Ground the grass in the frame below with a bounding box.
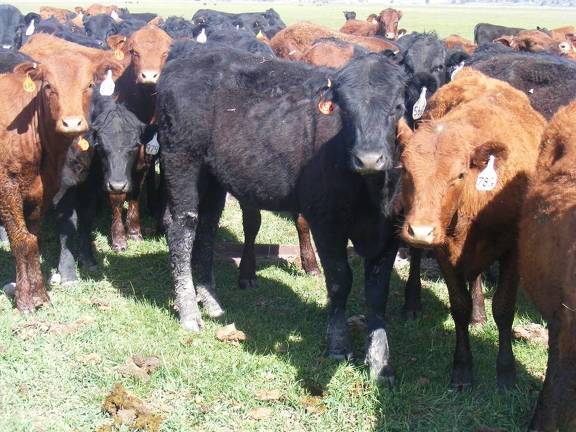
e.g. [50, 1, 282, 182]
[1, 2, 556, 431]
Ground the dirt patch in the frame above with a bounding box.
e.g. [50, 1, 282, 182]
[118, 355, 161, 382]
[513, 323, 548, 346]
[11, 316, 94, 340]
[216, 323, 247, 346]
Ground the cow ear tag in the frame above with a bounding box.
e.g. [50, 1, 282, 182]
[256, 30, 265, 40]
[23, 74, 36, 93]
[412, 86, 427, 120]
[145, 133, 160, 155]
[318, 100, 334, 115]
[77, 137, 90, 151]
[476, 155, 497, 191]
[100, 70, 115, 96]
[451, 62, 465, 81]
[197, 28, 207, 43]
[25, 20, 35, 36]
[114, 48, 124, 60]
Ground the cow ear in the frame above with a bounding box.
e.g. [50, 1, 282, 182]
[307, 76, 335, 115]
[13, 61, 43, 81]
[494, 35, 514, 47]
[94, 59, 125, 83]
[107, 34, 128, 52]
[382, 49, 403, 63]
[470, 141, 508, 170]
[398, 10, 403, 19]
[396, 117, 413, 148]
[397, 29, 407, 38]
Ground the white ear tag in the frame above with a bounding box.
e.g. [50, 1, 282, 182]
[111, 10, 120, 21]
[99, 70, 115, 96]
[451, 61, 465, 81]
[412, 86, 427, 120]
[196, 28, 207, 43]
[145, 133, 160, 155]
[25, 20, 35, 36]
[476, 155, 497, 191]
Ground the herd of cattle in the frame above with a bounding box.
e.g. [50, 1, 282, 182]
[0, 3, 575, 430]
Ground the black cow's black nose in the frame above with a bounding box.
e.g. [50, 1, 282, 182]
[352, 152, 388, 173]
[108, 181, 128, 193]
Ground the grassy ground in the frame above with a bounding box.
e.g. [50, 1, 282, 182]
[1, 2, 556, 431]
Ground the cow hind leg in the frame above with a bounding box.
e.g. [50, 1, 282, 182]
[402, 247, 423, 320]
[493, 254, 518, 390]
[76, 185, 98, 271]
[54, 188, 80, 283]
[126, 154, 147, 242]
[192, 178, 226, 318]
[364, 233, 399, 385]
[470, 275, 487, 325]
[294, 213, 320, 276]
[26, 204, 50, 305]
[238, 204, 260, 290]
[109, 193, 128, 251]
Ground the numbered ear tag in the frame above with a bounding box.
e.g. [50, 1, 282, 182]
[111, 10, 120, 21]
[145, 134, 160, 155]
[196, 29, 207, 44]
[99, 70, 115, 96]
[412, 86, 427, 120]
[256, 30, 265, 40]
[25, 20, 35, 36]
[476, 155, 497, 191]
[114, 48, 124, 60]
[451, 62, 465, 81]
[77, 137, 90, 151]
[318, 100, 334, 115]
[23, 74, 36, 93]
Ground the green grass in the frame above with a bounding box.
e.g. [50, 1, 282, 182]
[1, 2, 556, 431]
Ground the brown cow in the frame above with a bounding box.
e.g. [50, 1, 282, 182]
[105, 25, 172, 251]
[39, 6, 74, 23]
[398, 68, 545, 389]
[339, 18, 379, 37]
[519, 101, 576, 431]
[300, 39, 363, 68]
[379, 8, 403, 40]
[495, 30, 562, 54]
[270, 21, 396, 60]
[0, 45, 121, 313]
[85, 3, 119, 16]
[443, 35, 476, 54]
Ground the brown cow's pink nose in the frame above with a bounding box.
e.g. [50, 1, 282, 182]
[140, 70, 159, 84]
[385, 32, 396, 39]
[406, 224, 435, 245]
[59, 117, 87, 134]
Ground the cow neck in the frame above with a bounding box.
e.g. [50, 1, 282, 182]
[115, 66, 157, 124]
[37, 95, 76, 200]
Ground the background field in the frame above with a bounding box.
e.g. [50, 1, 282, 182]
[0, 3, 557, 431]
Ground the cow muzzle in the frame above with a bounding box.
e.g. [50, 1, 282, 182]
[352, 151, 389, 174]
[139, 70, 160, 85]
[404, 223, 436, 247]
[58, 116, 88, 135]
[385, 32, 396, 40]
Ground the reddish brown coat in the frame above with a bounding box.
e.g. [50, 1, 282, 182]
[339, 19, 379, 37]
[379, 8, 403, 40]
[39, 6, 73, 23]
[518, 101, 576, 431]
[300, 40, 358, 68]
[443, 35, 476, 54]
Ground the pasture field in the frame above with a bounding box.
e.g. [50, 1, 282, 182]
[0, 2, 558, 431]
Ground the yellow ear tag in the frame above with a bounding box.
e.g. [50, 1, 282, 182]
[114, 48, 124, 60]
[77, 137, 90, 151]
[256, 30, 265, 40]
[23, 74, 36, 93]
[318, 100, 334, 115]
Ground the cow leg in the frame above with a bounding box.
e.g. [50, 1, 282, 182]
[402, 247, 422, 320]
[238, 204, 260, 290]
[145, 161, 158, 217]
[126, 149, 147, 242]
[556, 309, 576, 430]
[54, 188, 79, 283]
[364, 233, 399, 385]
[293, 213, 320, 276]
[76, 185, 98, 271]
[313, 228, 352, 361]
[26, 203, 49, 305]
[493, 253, 518, 390]
[437, 253, 473, 389]
[470, 275, 487, 325]
[109, 193, 127, 251]
[192, 178, 226, 318]
[166, 164, 202, 332]
[529, 319, 560, 432]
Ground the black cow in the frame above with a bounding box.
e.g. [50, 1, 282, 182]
[157, 44, 409, 382]
[54, 89, 146, 283]
[118, 11, 158, 23]
[0, 4, 24, 49]
[161, 16, 196, 39]
[118, 18, 148, 36]
[192, 9, 285, 38]
[343, 11, 357, 21]
[83, 14, 119, 47]
[474, 23, 525, 46]
[467, 48, 576, 120]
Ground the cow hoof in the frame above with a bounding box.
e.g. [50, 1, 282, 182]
[450, 365, 473, 391]
[327, 350, 352, 362]
[238, 278, 257, 290]
[128, 233, 143, 242]
[80, 260, 98, 272]
[471, 314, 487, 326]
[401, 307, 421, 321]
[365, 328, 394, 384]
[49, 273, 62, 286]
[3, 282, 16, 298]
[180, 316, 203, 332]
[305, 268, 321, 277]
[202, 300, 225, 319]
[112, 241, 127, 252]
[497, 365, 517, 391]
[327, 318, 351, 362]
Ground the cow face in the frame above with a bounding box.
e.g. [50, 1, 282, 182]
[379, 8, 402, 40]
[317, 53, 406, 174]
[397, 33, 448, 89]
[0, 5, 24, 50]
[83, 14, 118, 48]
[398, 120, 507, 247]
[109, 25, 172, 85]
[90, 96, 145, 194]
[15, 55, 121, 136]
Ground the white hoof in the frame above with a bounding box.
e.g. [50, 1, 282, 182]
[3, 282, 16, 298]
[181, 318, 202, 332]
[49, 273, 62, 286]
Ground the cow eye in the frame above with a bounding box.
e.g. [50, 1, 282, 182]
[129, 49, 140, 57]
[88, 82, 95, 89]
[433, 65, 444, 72]
[458, 173, 465, 180]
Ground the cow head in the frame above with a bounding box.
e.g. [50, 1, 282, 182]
[83, 13, 119, 48]
[397, 32, 448, 89]
[89, 92, 145, 193]
[0, 5, 25, 50]
[379, 8, 402, 40]
[344, 11, 357, 21]
[108, 25, 173, 85]
[14, 54, 122, 136]
[495, 30, 560, 54]
[397, 119, 508, 247]
[310, 53, 407, 174]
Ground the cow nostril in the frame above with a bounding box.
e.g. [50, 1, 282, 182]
[75, 119, 82, 127]
[153, 73, 158, 78]
[62, 119, 69, 127]
[108, 181, 128, 193]
[141, 72, 147, 78]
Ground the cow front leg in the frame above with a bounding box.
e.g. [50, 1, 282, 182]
[54, 188, 80, 283]
[109, 193, 127, 251]
[364, 234, 399, 384]
[470, 275, 487, 325]
[402, 247, 423, 320]
[126, 149, 147, 242]
[293, 213, 320, 276]
[238, 204, 261, 290]
[192, 179, 226, 318]
[76, 184, 98, 271]
[26, 202, 50, 305]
